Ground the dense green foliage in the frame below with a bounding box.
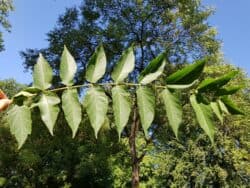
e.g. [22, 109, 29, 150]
[0, 0, 13, 51]
[0, 63, 249, 187]
[0, 0, 249, 187]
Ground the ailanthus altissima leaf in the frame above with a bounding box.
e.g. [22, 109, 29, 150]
[210, 101, 223, 123]
[37, 93, 60, 135]
[8, 105, 32, 149]
[215, 86, 242, 96]
[112, 86, 131, 139]
[12, 91, 35, 105]
[84, 87, 108, 138]
[166, 58, 207, 84]
[198, 71, 238, 93]
[167, 80, 198, 89]
[60, 46, 77, 86]
[86, 44, 107, 83]
[218, 99, 229, 115]
[136, 86, 155, 138]
[33, 54, 53, 90]
[161, 88, 182, 139]
[138, 53, 166, 84]
[221, 96, 244, 115]
[62, 89, 82, 138]
[190, 94, 215, 143]
[111, 46, 135, 83]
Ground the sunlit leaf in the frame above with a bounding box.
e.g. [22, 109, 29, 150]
[37, 92, 60, 135]
[112, 86, 131, 139]
[83, 87, 108, 138]
[33, 54, 53, 90]
[60, 46, 77, 86]
[166, 58, 206, 84]
[198, 71, 238, 92]
[190, 94, 215, 144]
[86, 44, 107, 83]
[136, 86, 155, 138]
[161, 88, 182, 139]
[221, 96, 244, 115]
[62, 89, 82, 138]
[138, 53, 166, 84]
[8, 105, 32, 149]
[210, 101, 223, 123]
[111, 46, 135, 83]
[215, 86, 242, 96]
[167, 80, 198, 89]
[218, 99, 229, 115]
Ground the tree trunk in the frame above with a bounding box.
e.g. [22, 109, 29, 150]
[132, 160, 140, 188]
[129, 106, 140, 188]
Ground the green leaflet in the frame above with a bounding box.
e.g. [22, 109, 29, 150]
[198, 70, 238, 92]
[112, 86, 131, 139]
[111, 46, 135, 83]
[33, 54, 53, 90]
[86, 44, 107, 83]
[83, 87, 108, 138]
[166, 58, 206, 84]
[221, 96, 244, 115]
[62, 89, 82, 138]
[138, 53, 166, 84]
[167, 80, 198, 89]
[190, 94, 215, 144]
[12, 91, 35, 105]
[215, 86, 242, 96]
[23, 87, 41, 94]
[136, 86, 155, 138]
[161, 88, 182, 139]
[210, 101, 223, 123]
[60, 46, 77, 86]
[37, 93, 60, 135]
[218, 99, 229, 115]
[8, 105, 32, 149]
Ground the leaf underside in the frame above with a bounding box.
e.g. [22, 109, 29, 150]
[33, 54, 53, 90]
[112, 86, 131, 139]
[190, 94, 215, 144]
[136, 86, 155, 138]
[84, 87, 108, 138]
[161, 88, 182, 139]
[62, 89, 82, 138]
[8, 105, 32, 149]
[37, 93, 60, 135]
[60, 46, 77, 86]
[86, 45, 107, 83]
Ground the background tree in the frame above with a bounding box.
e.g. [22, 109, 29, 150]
[21, 0, 220, 85]
[0, 0, 13, 51]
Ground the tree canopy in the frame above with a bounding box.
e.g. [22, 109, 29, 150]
[21, 0, 220, 85]
[0, 0, 13, 51]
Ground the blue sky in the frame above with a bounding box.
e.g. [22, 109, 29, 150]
[0, 0, 249, 84]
